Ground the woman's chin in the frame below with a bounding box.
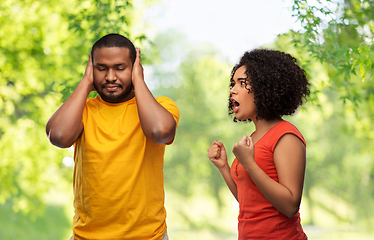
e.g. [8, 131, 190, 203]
[235, 114, 252, 121]
[235, 115, 245, 121]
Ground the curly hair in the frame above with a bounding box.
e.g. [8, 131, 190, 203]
[228, 49, 310, 122]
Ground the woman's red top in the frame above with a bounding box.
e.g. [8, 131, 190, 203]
[230, 121, 308, 240]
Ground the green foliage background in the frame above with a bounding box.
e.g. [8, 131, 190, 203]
[0, 0, 153, 238]
[0, 0, 373, 239]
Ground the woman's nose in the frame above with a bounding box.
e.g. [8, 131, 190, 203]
[230, 85, 237, 94]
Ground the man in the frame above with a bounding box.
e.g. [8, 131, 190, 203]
[46, 33, 179, 240]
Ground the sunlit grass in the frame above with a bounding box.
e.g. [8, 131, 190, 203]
[303, 225, 374, 240]
[1, 184, 372, 239]
[165, 186, 373, 240]
[0, 201, 71, 240]
[165, 186, 238, 240]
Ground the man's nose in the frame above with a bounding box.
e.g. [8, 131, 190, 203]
[106, 68, 117, 81]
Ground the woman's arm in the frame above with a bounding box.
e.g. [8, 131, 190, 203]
[208, 141, 238, 201]
[233, 134, 306, 218]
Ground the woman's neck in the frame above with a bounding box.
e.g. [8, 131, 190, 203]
[251, 118, 283, 143]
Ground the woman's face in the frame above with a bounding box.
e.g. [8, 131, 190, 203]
[229, 66, 256, 121]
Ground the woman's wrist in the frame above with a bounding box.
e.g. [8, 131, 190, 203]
[218, 164, 230, 173]
[240, 157, 256, 173]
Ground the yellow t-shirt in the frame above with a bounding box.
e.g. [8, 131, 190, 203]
[72, 95, 179, 240]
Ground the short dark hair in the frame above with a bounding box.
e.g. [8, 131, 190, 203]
[91, 33, 136, 63]
[229, 49, 310, 122]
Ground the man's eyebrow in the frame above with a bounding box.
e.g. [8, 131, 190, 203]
[96, 62, 127, 67]
[114, 63, 127, 67]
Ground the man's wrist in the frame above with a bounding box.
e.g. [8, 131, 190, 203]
[79, 78, 94, 94]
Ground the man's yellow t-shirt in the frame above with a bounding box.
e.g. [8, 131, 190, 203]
[72, 95, 179, 240]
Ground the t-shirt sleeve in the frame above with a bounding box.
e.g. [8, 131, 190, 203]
[74, 98, 91, 147]
[156, 96, 180, 127]
[156, 96, 180, 145]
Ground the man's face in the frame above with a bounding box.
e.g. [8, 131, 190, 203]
[92, 47, 134, 103]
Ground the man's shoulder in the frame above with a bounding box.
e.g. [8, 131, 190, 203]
[155, 96, 179, 120]
[85, 95, 99, 104]
[83, 96, 98, 111]
[155, 96, 173, 102]
[155, 96, 178, 108]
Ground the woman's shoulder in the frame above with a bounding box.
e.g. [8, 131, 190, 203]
[276, 120, 300, 132]
[265, 121, 305, 148]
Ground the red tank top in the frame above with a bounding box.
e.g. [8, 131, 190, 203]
[230, 121, 308, 240]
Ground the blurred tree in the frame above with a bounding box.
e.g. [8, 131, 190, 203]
[149, 30, 253, 233]
[272, 24, 374, 230]
[292, 0, 374, 104]
[0, 0, 153, 217]
[291, 0, 374, 228]
[152, 22, 374, 233]
[148, 1, 374, 233]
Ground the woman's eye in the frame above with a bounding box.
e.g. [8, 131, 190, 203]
[240, 81, 246, 85]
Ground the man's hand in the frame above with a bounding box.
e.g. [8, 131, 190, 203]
[132, 48, 144, 86]
[82, 54, 95, 92]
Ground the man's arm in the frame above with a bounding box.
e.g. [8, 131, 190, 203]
[132, 49, 176, 145]
[46, 55, 94, 148]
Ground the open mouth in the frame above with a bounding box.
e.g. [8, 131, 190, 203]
[231, 98, 240, 113]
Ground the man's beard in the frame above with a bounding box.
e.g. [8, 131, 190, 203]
[94, 82, 133, 103]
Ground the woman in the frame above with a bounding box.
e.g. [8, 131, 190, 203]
[208, 49, 309, 239]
